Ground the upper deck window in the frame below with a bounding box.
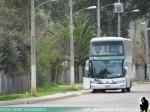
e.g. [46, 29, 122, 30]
[91, 41, 124, 56]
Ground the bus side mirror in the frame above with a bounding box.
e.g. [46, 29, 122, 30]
[123, 68, 127, 75]
[85, 70, 89, 77]
[84, 70, 89, 77]
[84, 60, 90, 77]
[84, 66, 89, 77]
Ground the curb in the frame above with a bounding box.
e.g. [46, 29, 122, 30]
[0, 90, 92, 106]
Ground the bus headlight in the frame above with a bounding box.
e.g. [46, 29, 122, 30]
[91, 80, 103, 84]
[116, 80, 126, 83]
[90, 81, 96, 84]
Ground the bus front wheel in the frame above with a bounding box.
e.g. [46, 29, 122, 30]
[99, 89, 105, 92]
[126, 88, 131, 92]
[92, 89, 97, 93]
[121, 88, 126, 93]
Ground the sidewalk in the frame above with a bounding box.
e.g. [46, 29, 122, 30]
[0, 89, 92, 106]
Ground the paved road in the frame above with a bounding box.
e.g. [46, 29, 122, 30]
[14, 83, 150, 111]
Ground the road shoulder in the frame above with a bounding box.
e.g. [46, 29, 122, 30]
[0, 90, 91, 106]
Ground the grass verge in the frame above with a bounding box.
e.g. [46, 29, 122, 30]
[0, 84, 82, 101]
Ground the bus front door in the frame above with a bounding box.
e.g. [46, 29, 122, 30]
[83, 60, 91, 89]
[83, 77, 90, 89]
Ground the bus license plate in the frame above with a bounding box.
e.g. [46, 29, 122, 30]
[105, 85, 111, 88]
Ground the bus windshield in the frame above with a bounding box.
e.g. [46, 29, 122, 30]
[90, 60, 124, 79]
[91, 41, 124, 56]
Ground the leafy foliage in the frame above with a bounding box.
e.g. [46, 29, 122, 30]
[74, 12, 96, 64]
[36, 31, 67, 85]
[0, 5, 30, 75]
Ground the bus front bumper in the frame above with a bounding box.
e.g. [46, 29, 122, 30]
[90, 83, 126, 90]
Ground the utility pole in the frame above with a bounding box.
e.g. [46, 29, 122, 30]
[97, 0, 101, 36]
[133, 21, 137, 66]
[69, 0, 75, 87]
[117, 0, 121, 37]
[114, 1, 123, 37]
[31, 0, 36, 96]
[145, 21, 150, 80]
[131, 21, 137, 79]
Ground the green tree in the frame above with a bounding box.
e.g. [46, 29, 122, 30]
[0, 6, 30, 75]
[36, 32, 67, 85]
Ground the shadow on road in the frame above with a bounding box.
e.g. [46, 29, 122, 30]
[91, 90, 123, 94]
[91, 90, 150, 94]
[131, 91, 150, 94]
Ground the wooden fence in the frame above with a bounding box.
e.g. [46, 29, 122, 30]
[0, 66, 84, 95]
[0, 70, 30, 95]
[57, 65, 83, 84]
[134, 66, 146, 81]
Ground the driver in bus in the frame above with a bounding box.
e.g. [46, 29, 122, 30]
[93, 46, 100, 54]
[93, 46, 105, 55]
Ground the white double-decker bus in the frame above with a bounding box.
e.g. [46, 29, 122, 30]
[83, 37, 133, 93]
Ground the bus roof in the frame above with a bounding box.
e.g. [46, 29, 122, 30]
[91, 37, 131, 42]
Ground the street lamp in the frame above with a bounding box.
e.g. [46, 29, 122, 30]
[87, 6, 96, 10]
[88, 2, 113, 37]
[69, 0, 97, 87]
[122, 9, 139, 17]
[35, 0, 57, 11]
[95, 1, 121, 37]
[94, 1, 139, 38]
[73, 6, 96, 16]
[31, 0, 70, 94]
[117, 9, 139, 79]
[114, 4, 140, 37]
[131, 9, 140, 12]
[96, 1, 124, 37]
[121, 9, 139, 75]
[86, 0, 111, 37]
[31, 0, 58, 96]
